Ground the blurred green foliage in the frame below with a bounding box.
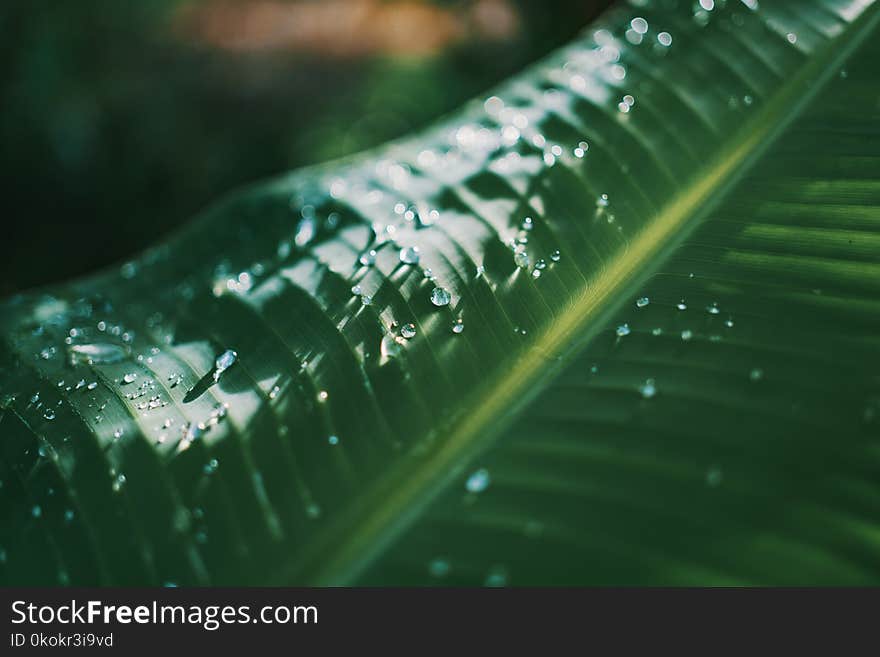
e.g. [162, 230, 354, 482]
[1, 0, 606, 295]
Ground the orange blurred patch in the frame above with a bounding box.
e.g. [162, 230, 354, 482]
[176, 0, 520, 57]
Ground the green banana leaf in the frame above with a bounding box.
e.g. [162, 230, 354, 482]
[2, 0, 879, 586]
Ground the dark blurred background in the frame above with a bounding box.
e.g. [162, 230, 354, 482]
[1, 0, 609, 295]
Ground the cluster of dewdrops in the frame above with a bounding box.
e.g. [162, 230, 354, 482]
[212, 0, 788, 374]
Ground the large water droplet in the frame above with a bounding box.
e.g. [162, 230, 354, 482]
[636, 296, 650, 308]
[430, 287, 451, 307]
[214, 349, 238, 382]
[401, 323, 417, 339]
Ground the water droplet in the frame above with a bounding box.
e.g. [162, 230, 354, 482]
[113, 428, 124, 439]
[639, 379, 657, 399]
[328, 435, 339, 446]
[317, 390, 329, 403]
[706, 303, 720, 315]
[485, 565, 509, 587]
[400, 323, 417, 339]
[657, 31, 672, 47]
[535, 259, 547, 271]
[381, 334, 402, 359]
[749, 368, 764, 382]
[596, 193, 610, 208]
[631, 17, 648, 34]
[681, 329, 693, 341]
[122, 373, 137, 384]
[616, 323, 631, 337]
[484, 95, 504, 115]
[351, 284, 362, 296]
[521, 217, 534, 231]
[466, 468, 491, 493]
[399, 246, 421, 265]
[112, 474, 126, 492]
[32, 505, 42, 518]
[430, 287, 451, 307]
[120, 261, 137, 279]
[636, 296, 650, 308]
[360, 295, 373, 306]
[724, 318, 734, 328]
[706, 466, 723, 487]
[43, 409, 56, 421]
[294, 216, 317, 247]
[676, 300, 687, 311]
[428, 558, 450, 578]
[203, 458, 219, 474]
[214, 349, 237, 382]
[359, 249, 378, 266]
[550, 250, 561, 262]
[452, 319, 464, 334]
[64, 509, 75, 524]
[513, 251, 530, 268]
